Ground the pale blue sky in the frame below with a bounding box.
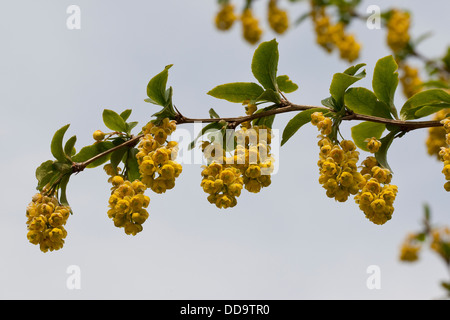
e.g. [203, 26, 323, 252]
[0, 0, 449, 299]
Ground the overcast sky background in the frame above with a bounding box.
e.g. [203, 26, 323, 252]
[0, 0, 449, 300]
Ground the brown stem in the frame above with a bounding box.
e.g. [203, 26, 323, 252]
[340, 111, 443, 131]
[71, 100, 443, 173]
[72, 134, 143, 173]
[175, 102, 321, 125]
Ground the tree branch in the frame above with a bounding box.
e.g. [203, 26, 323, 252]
[71, 99, 444, 174]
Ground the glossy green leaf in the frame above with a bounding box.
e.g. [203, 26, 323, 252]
[147, 64, 173, 106]
[276, 75, 299, 93]
[103, 109, 127, 132]
[110, 147, 128, 169]
[375, 130, 399, 172]
[120, 109, 132, 121]
[126, 148, 140, 181]
[321, 96, 337, 109]
[152, 86, 176, 119]
[251, 39, 279, 91]
[72, 141, 115, 168]
[344, 87, 392, 118]
[329, 64, 366, 109]
[207, 82, 264, 103]
[209, 108, 220, 119]
[35, 160, 58, 190]
[372, 55, 399, 118]
[126, 121, 139, 133]
[256, 89, 281, 104]
[351, 122, 386, 151]
[64, 135, 77, 158]
[51, 124, 70, 163]
[252, 105, 277, 128]
[400, 89, 450, 120]
[281, 108, 329, 146]
[59, 174, 71, 208]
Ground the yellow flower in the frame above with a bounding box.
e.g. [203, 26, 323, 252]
[366, 137, 382, 153]
[107, 176, 149, 236]
[310, 3, 360, 62]
[26, 193, 71, 252]
[215, 3, 237, 31]
[241, 8, 263, 45]
[93, 130, 105, 141]
[386, 9, 410, 53]
[399, 64, 422, 98]
[399, 234, 421, 262]
[268, 0, 289, 35]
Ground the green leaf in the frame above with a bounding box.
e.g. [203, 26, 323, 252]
[344, 63, 367, 76]
[36, 160, 58, 190]
[188, 122, 224, 150]
[276, 75, 299, 93]
[251, 39, 279, 91]
[64, 135, 77, 158]
[72, 141, 115, 168]
[329, 64, 366, 109]
[120, 109, 132, 121]
[51, 124, 70, 163]
[252, 105, 277, 128]
[147, 64, 173, 106]
[209, 108, 220, 119]
[372, 55, 399, 118]
[207, 82, 265, 103]
[152, 86, 176, 119]
[281, 108, 329, 146]
[126, 148, 140, 181]
[256, 89, 281, 104]
[59, 174, 71, 208]
[126, 121, 139, 133]
[110, 147, 128, 169]
[400, 89, 450, 120]
[375, 130, 399, 172]
[344, 87, 392, 118]
[351, 122, 386, 151]
[321, 96, 337, 109]
[103, 109, 128, 132]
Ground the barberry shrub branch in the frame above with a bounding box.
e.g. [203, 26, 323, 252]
[30, 39, 449, 253]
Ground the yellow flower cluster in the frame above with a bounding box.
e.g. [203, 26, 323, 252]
[311, 111, 332, 135]
[310, 3, 360, 62]
[136, 118, 182, 194]
[355, 157, 398, 225]
[399, 64, 422, 98]
[316, 136, 365, 202]
[386, 9, 410, 53]
[215, 2, 237, 31]
[430, 226, 450, 261]
[399, 233, 422, 262]
[26, 193, 71, 253]
[311, 112, 398, 225]
[107, 176, 150, 236]
[200, 117, 274, 209]
[236, 125, 274, 194]
[268, 0, 289, 35]
[426, 109, 449, 160]
[242, 8, 263, 45]
[439, 118, 450, 192]
[312, 112, 365, 202]
[201, 162, 243, 209]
